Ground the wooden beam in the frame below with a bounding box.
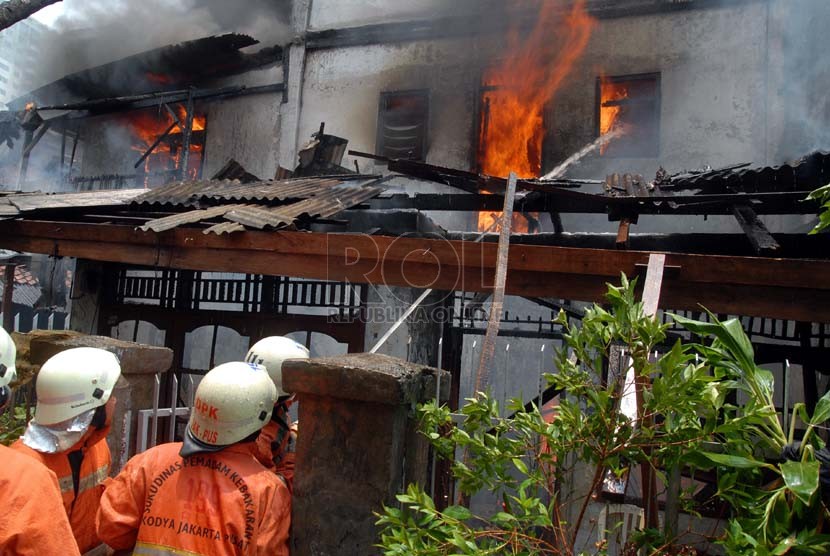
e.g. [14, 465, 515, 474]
[638, 254, 664, 530]
[0, 220, 828, 322]
[2, 264, 14, 332]
[732, 204, 781, 255]
[616, 218, 631, 250]
[475, 172, 517, 393]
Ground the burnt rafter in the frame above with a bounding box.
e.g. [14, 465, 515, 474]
[366, 153, 826, 218]
[12, 34, 283, 109]
[0, 219, 828, 323]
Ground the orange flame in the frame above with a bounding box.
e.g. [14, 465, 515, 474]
[146, 72, 174, 85]
[477, 0, 595, 232]
[121, 105, 207, 183]
[599, 78, 628, 155]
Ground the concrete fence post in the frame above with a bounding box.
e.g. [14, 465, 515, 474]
[283, 353, 449, 556]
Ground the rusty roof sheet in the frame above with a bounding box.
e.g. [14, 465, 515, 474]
[0, 189, 144, 218]
[138, 181, 386, 235]
[206, 184, 385, 234]
[134, 175, 379, 206]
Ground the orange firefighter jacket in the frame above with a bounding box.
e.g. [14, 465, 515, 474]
[97, 441, 291, 556]
[0, 444, 81, 555]
[11, 413, 113, 553]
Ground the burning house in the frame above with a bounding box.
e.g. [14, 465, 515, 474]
[0, 0, 829, 553]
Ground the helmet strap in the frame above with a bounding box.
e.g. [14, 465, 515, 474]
[91, 405, 107, 429]
[271, 410, 292, 432]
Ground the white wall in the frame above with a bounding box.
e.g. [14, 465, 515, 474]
[298, 38, 484, 177]
[308, 0, 485, 30]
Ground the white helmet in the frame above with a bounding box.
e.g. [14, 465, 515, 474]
[181, 361, 277, 457]
[0, 328, 17, 389]
[35, 347, 121, 425]
[0, 328, 17, 410]
[245, 336, 309, 397]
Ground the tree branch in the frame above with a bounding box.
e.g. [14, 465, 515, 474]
[0, 0, 60, 32]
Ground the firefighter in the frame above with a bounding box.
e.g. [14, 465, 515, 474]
[0, 328, 81, 555]
[97, 361, 291, 555]
[245, 335, 310, 491]
[12, 346, 120, 553]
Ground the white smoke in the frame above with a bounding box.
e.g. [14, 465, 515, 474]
[34, 0, 291, 89]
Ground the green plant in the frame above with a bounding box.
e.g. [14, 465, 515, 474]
[806, 184, 830, 234]
[674, 313, 830, 555]
[377, 276, 719, 555]
[0, 404, 28, 445]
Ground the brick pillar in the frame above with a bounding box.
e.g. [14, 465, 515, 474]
[284, 353, 449, 556]
[20, 331, 173, 473]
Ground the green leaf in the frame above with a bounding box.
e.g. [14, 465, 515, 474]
[512, 457, 529, 475]
[493, 511, 516, 523]
[780, 460, 820, 505]
[442, 505, 472, 522]
[699, 451, 770, 469]
[810, 389, 830, 425]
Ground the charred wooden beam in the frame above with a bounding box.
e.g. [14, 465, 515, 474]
[732, 204, 781, 255]
[2, 263, 15, 332]
[37, 83, 284, 115]
[446, 232, 830, 258]
[0, 0, 60, 32]
[369, 191, 817, 215]
[616, 218, 632, 249]
[22, 120, 51, 157]
[134, 121, 178, 169]
[178, 90, 195, 180]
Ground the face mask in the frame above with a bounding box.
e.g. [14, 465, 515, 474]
[22, 409, 96, 453]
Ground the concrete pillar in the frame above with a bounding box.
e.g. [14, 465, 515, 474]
[284, 353, 449, 556]
[20, 331, 173, 474]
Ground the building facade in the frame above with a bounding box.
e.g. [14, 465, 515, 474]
[0, 17, 50, 109]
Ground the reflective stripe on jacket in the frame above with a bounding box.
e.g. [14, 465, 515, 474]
[11, 420, 112, 553]
[0, 445, 81, 555]
[97, 441, 291, 556]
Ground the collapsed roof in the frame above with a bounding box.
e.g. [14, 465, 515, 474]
[9, 33, 283, 110]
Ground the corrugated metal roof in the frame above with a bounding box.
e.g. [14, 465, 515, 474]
[0, 189, 144, 217]
[138, 181, 386, 234]
[659, 151, 830, 193]
[138, 204, 253, 233]
[134, 175, 379, 206]
[204, 183, 386, 234]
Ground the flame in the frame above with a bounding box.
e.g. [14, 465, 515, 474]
[121, 105, 207, 184]
[477, 0, 595, 232]
[146, 72, 174, 85]
[599, 78, 629, 155]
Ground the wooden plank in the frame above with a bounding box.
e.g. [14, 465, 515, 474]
[474, 172, 517, 393]
[0, 220, 828, 321]
[1, 219, 827, 292]
[638, 254, 664, 531]
[732, 204, 781, 255]
[2, 264, 15, 332]
[616, 218, 631, 249]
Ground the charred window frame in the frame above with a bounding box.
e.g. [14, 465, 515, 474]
[596, 73, 661, 158]
[376, 90, 429, 161]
